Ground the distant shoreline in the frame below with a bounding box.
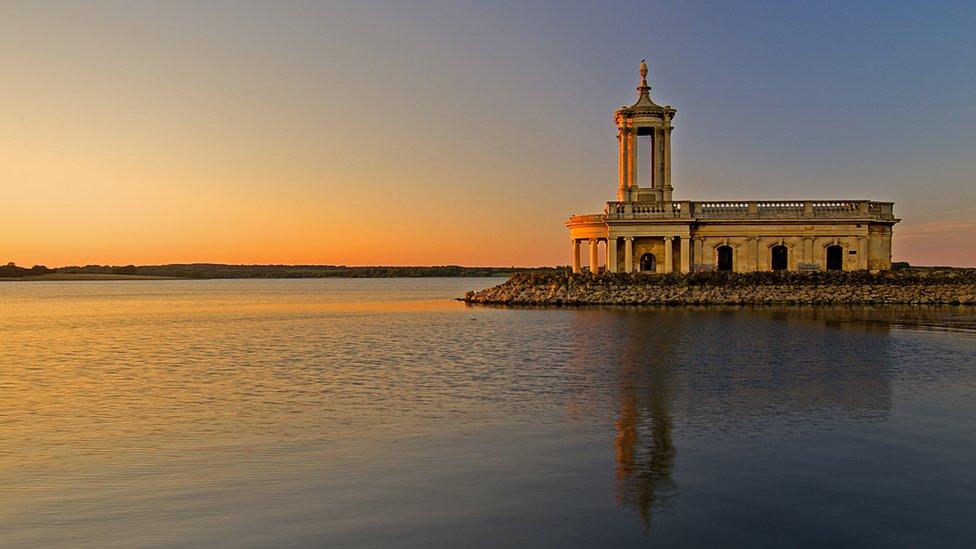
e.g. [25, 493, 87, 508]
[0, 273, 176, 281]
[0, 263, 562, 281]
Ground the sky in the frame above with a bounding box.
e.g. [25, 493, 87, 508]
[1, 0, 974, 267]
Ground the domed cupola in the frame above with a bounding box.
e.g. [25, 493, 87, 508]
[614, 60, 677, 202]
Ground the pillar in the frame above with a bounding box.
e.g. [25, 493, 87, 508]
[616, 130, 624, 200]
[693, 238, 703, 268]
[626, 125, 636, 191]
[743, 237, 754, 272]
[857, 236, 868, 270]
[679, 236, 690, 273]
[624, 237, 634, 273]
[631, 126, 641, 190]
[663, 236, 673, 273]
[867, 232, 877, 270]
[663, 127, 673, 201]
[589, 239, 599, 273]
[651, 128, 661, 189]
[883, 227, 893, 269]
[572, 240, 581, 274]
[607, 237, 618, 273]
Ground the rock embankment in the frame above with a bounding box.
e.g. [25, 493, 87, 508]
[462, 268, 976, 306]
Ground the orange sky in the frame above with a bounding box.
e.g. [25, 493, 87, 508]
[2, 2, 973, 267]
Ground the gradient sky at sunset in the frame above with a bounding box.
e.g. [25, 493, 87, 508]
[2, 1, 974, 267]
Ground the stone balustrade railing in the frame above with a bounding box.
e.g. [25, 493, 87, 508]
[604, 200, 691, 220]
[567, 214, 608, 225]
[590, 200, 895, 222]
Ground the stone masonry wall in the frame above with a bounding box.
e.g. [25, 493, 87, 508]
[462, 268, 976, 306]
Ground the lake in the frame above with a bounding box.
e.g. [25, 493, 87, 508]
[1, 278, 974, 548]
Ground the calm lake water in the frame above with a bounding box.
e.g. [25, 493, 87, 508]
[2, 278, 975, 548]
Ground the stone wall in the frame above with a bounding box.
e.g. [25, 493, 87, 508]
[462, 268, 976, 306]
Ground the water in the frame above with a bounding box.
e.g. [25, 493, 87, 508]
[1, 278, 974, 548]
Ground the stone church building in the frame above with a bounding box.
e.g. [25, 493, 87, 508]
[567, 61, 898, 274]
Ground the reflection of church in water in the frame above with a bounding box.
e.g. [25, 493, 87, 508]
[566, 309, 894, 533]
[567, 60, 899, 274]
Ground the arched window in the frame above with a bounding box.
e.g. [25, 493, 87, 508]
[771, 245, 788, 271]
[716, 246, 733, 271]
[826, 245, 844, 271]
[639, 253, 656, 272]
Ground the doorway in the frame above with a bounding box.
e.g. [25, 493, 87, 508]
[771, 245, 788, 271]
[717, 246, 733, 271]
[826, 245, 844, 271]
[640, 253, 657, 272]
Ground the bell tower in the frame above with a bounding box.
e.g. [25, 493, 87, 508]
[615, 60, 676, 203]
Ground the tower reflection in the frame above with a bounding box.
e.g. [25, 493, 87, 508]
[567, 307, 895, 534]
[613, 322, 676, 532]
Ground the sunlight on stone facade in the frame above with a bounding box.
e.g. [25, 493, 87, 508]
[567, 60, 898, 274]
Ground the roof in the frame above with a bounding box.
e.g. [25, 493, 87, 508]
[614, 59, 675, 118]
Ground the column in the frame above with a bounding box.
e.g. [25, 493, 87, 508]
[626, 125, 636, 190]
[617, 128, 625, 200]
[651, 128, 661, 189]
[572, 240, 581, 274]
[883, 228, 893, 269]
[663, 236, 673, 273]
[744, 237, 755, 272]
[754, 237, 761, 272]
[607, 238, 618, 273]
[866, 233, 877, 270]
[803, 237, 813, 264]
[624, 237, 634, 273]
[679, 236, 690, 273]
[663, 126, 673, 201]
[589, 239, 599, 273]
[693, 238, 704, 268]
[857, 236, 868, 270]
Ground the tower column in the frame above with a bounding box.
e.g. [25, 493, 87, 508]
[679, 236, 690, 273]
[617, 128, 626, 201]
[627, 124, 637, 191]
[663, 126, 673, 201]
[589, 239, 599, 273]
[663, 236, 673, 273]
[572, 240, 581, 274]
[652, 128, 662, 190]
[624, 237, 634, 273]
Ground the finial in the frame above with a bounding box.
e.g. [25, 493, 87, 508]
[634, 59, 652, 104]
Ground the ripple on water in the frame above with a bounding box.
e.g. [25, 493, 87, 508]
[1, 279, 974, 547]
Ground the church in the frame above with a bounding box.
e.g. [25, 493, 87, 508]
[567, 61, 898, 274]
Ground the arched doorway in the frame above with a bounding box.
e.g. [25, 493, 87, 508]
[716, 246, 733, 271]
[826, 245, 844, 271]
[771, 245, 788, 271]
[639, 253, 656, 272]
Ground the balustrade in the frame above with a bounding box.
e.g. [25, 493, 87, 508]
[572, 200, 894, 225]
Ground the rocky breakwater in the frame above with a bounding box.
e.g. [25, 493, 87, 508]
[462, 268, 976, 306]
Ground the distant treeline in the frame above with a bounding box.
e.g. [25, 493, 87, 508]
[0, 262, 55, 277]
[40, 263, 567, 279]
